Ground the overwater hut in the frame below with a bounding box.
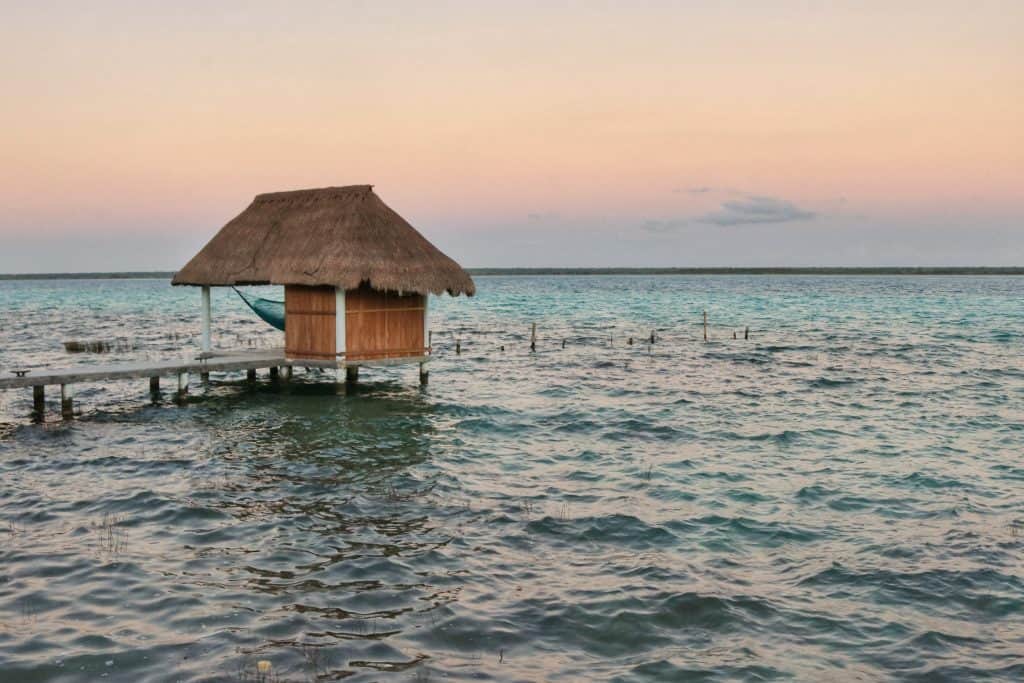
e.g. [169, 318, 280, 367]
[172, 185, 474, 380]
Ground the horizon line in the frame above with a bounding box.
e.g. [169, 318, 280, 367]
[2, 266, 1023, 281]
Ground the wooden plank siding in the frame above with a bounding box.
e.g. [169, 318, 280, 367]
[284, 285, 337, 360]
[345, 285, 426, 361]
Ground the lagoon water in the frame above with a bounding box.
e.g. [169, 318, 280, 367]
[0, 275, 1022, 682]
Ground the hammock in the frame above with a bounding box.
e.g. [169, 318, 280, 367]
[232, 287, 286, 331]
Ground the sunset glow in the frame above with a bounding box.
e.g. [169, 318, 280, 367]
[1, 1, 1021, 269]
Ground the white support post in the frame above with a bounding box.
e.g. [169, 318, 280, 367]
[177, 372, 189, 396]
[200, 286, 212, 353]
[335, 287, 347, 360]
[423, 295, 430, 354]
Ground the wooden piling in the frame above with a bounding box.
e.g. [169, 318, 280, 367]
[456, 339, 461, 355]
[246, 368, 257, 382]
[176, 372, 189, 398]
[650, 330, 655, 344]
[281, 365, 292, 381]
[149, 376, 160, 395]
[562, 338, 566, 349]
[269, 366, 279, 380]
[744, 326, 749, 340]
[628, 337, 633, 345]
[530, 323, 537, 352]
[345, 366, 359, 384]
[703, 310, 708, 342]
[32, 385, 45, 415]
[60, 384, 74, 418]
[428, 330, 433, 352]
[419, 362, 429, 385]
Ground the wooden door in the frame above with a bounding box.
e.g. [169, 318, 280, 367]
[284, 285, 336, 360]
[345, 286, 425, 361]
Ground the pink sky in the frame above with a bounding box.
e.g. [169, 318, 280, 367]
[1, 1, 1021, 270]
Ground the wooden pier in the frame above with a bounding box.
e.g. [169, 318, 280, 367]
[0, 349, 429, 418]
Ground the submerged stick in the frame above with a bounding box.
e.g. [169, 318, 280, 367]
[703, 310, 708, 342]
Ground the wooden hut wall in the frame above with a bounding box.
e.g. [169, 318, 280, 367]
[284, 285, 337, 359]
[345, 286, 425, 361]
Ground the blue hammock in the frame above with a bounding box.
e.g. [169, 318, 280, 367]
[233, 287, 286, 331]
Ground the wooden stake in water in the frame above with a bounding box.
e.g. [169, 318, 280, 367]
[32, 385, 45, 415]
[744, 326, 749, 340]
[530, 323, 537, 352]
[703, 310, 708, 342]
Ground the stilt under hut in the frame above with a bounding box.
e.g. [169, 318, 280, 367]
[171, 185, 475, 384]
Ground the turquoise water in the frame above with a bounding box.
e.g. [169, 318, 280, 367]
[0, 275, 1022, 681]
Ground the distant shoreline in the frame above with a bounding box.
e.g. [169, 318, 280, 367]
[1, 267, 1023, 281]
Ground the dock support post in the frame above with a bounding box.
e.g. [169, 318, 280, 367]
[269, 366, 280, 381]
[530, 322, 537, 352]
[149, 376, 160, 397]
[744, 326, 749, 340]
[32, 386, 45, 415]
[246, 368, 257, 382]
[419, 362, 429, 385]
[703, 310, 708, 342]
[200, 286, 212, 353]
[281, 365, 292, 381]
[200, 371, 210, 383]
[345, 366, 359, 384]
[176, 372, 189, 398]
[60, 384, 74, 418]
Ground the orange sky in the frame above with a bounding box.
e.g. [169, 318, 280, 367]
[1, 2, 1021, 269]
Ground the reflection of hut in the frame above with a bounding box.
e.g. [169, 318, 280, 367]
[172, 185, 474, 380]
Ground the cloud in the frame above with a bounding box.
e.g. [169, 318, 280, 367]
[697, 196, 815, 226]
[642, 194, 817, 233]
[672, 186, 714, 194]
[642, 218, 691, 233]
[527, 211, 560, 222]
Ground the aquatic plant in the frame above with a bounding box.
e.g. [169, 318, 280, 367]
[91, 512, 128, 557]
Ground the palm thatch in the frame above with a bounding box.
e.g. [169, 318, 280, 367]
[172, 185, 475, 296]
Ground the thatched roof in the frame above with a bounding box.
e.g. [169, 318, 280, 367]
[172, 185, 475, 296]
